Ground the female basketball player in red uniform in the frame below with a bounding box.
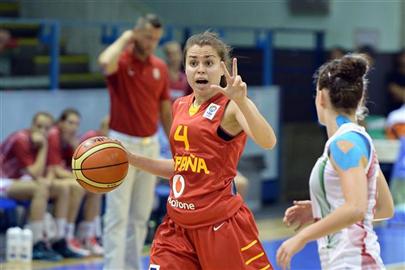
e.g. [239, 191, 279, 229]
[126, 31, 276, 269]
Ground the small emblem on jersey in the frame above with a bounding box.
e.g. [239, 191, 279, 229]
[213, 222, 225, 231]
[149, 264, 160, 270]
[152, 68, 160, 80]
[172, 174, 185, 198]
[203, 103, 220, 120]
[127, 68, 135, 76]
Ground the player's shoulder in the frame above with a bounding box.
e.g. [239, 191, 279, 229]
[11, 129, 30, 143]
[330, 131, 370, 158]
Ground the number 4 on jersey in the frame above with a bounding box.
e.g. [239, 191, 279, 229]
[174, 125, 190, 151]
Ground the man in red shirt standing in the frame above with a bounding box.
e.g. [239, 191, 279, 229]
[0, 112, 79, 260]
[98, 14, 171, 270]
[47, 108, 102, 256]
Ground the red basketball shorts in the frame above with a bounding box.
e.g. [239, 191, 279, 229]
[149, 204, 273, 270]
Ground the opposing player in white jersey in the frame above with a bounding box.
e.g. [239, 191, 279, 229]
[276, 54, 394, 270]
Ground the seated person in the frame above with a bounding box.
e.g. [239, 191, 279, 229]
[386, 103, 405, 139]
[0, 112, 82, 260]
[47, 108, 103, 256]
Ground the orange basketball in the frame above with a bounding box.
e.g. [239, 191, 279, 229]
[71, 136, 128, 194]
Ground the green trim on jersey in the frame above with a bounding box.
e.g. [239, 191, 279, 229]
[317, 157, 338, 248]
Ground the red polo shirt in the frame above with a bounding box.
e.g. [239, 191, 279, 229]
[106, 46, 170, 137]
[0, 130, 38, 178]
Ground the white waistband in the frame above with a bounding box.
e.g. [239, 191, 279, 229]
[109, 129, 158, 145]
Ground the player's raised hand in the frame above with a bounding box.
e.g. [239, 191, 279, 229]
[210, 58, 247, 104]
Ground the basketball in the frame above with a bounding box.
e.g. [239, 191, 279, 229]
[71, 136, 128, 193]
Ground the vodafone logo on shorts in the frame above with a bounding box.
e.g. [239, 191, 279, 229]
[172, 174, 185, 198]
[168, 174, 196, 210]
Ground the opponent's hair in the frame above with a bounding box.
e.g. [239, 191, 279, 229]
[314, 54, 370, 119]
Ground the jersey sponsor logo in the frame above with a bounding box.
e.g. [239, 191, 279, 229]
[168, 197, 196, 210]
[168, 174, 196, 210]
[203, 103, 220, 120]
[152, 68, 161, 80]
[172, 174, 185, 198]
[149, 264, 160, 270]
[174, 154, 210, 174]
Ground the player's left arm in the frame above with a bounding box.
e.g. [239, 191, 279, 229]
[233, 98, 276, 149]
[210, 58, 276, 149]
[297, 132, 370, 241]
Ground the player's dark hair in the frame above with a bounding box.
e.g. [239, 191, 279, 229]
[184, 31, 231, 87]
[315, 54, 369, 116]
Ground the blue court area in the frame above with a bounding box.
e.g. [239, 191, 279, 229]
[44, 225, 405, 270]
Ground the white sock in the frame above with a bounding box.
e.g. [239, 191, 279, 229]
[78, 221, 94, 240]
[29, 221, 44, 244]
[66, 223, 75, 240]
[94, 216, 102, 238]
[55, 218, 67, 240]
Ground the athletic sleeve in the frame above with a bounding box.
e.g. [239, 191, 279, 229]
[13, 138, 35, 168]
[329, 131, 371, 171]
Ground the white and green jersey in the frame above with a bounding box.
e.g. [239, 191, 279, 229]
[309, 122, 385, 269]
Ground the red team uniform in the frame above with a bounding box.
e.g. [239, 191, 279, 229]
[47, 126, 75, 169]
[0, 130, 37, 179]
[150, 94, 272, 270]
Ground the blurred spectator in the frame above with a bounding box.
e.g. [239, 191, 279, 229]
[163, 41, 192, 102]
[386, 103, 405, 139]
[0, 112, 81, 260]
[98, 13, 171, 270]
[328, 46, 346, 60]
[47, 108, 103, 256]
[0, 29, 11, 54]
[386, 49, 405, 114]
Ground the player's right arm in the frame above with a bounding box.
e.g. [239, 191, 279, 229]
[374, 169, 394, 221]
[127, 152, 174, 180]
[98, 30, 134, 75]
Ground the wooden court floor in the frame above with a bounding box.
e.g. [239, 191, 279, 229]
[1, 217, 404, 270]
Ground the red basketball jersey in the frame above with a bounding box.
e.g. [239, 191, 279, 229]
[167, 93, 247, 228]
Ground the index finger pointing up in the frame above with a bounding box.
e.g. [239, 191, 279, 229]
[232, 58, 238, 77]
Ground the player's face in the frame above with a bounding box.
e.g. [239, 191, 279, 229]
[315, 84, 326, 125]
[60, 113, 80, 139]
[134, 25, 162, 58]
[185, 45, 224, 97]
[32, 115, 53, 136]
